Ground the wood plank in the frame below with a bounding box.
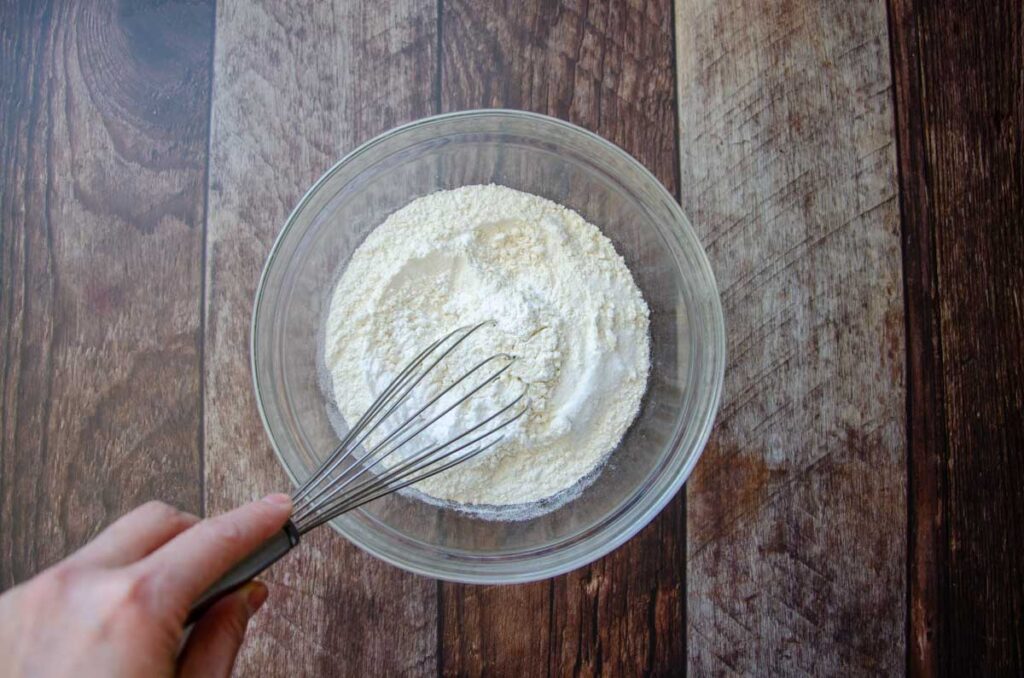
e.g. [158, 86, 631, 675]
[675, 0, 906, 673]
[439, 0, 685, 674]
[0, 1, 211, 586]
[887, 2, 946, 673]
[890, 0, 1024, 673]
[203, 1, 439, 675]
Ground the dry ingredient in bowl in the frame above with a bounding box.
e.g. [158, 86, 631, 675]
[323, 185, 650, 517]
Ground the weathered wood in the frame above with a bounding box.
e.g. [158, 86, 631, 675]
[441, 582, 552, 676]
[887, 2, 946, 674]
[0, 0, 211, 586]
[890, 1, 1024, 674]
[203, 1, 439, 675]
[675, 0, 906, 674]
[440, 0, 686, 674]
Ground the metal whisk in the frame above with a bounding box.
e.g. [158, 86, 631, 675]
[187, 322, 526, 624]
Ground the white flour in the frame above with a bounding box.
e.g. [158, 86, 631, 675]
[323, 185, 649, 516]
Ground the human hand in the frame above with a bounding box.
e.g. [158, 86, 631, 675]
[0, 494, 293, 678]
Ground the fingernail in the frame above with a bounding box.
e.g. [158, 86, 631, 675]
[262, 493, 292, 507]
[246, 582, 268, 615]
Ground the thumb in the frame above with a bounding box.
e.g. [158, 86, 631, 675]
[177, 581, 268, 678]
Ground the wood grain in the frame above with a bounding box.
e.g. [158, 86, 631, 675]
[203, 1, 439, 675]
[0, 0, 211, 585]
[887, 1, 946, 673]
[675, 0, 906, 673]
[440, 0, 685, 674]
[890, 0, 1024, 673]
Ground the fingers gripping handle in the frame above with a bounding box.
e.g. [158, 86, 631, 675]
[185, 520, 300, 626]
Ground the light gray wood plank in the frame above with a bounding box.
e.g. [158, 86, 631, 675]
[675, 0, 906, 673]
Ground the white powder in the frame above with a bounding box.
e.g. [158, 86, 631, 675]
[323, 185, 650, 517]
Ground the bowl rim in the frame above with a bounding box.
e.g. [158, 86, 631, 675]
[251, 108, 726, 583]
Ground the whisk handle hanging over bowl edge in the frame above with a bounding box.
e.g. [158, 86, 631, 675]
[185, 520, 301, 626]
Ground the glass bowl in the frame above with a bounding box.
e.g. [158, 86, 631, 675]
[252, 110, 725, 583]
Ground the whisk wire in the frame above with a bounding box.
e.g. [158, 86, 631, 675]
[301, 441, 501, 531]
[291, 353, 515, 525]
[298, 390, 528, 530]
[292, 322, 489, 518]
[291, 329, 452, 510]
[289, 321, 526, 533]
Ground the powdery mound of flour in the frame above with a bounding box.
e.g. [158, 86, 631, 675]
[323, 185, 650, 518]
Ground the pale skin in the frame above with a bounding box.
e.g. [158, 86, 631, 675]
[0, 494, 293, 678]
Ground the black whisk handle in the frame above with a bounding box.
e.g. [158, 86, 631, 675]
[185, 520, 301, 626]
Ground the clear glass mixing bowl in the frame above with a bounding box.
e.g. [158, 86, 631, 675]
[252, 110, 725, 583]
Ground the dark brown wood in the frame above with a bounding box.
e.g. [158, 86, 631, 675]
[442, 582, 552, 676]
[0, 0, 212, 586]
[202, 1, 439, 675]
[675, 0, 906, 673]
[887, 2, 947, 674]
[889, 0, 1024, 674]
[439, 0, 685, 674]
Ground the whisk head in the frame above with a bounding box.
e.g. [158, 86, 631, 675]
[290, 322, 527, 533]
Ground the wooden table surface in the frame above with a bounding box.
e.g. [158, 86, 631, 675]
[2, 0, 1021, 675]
